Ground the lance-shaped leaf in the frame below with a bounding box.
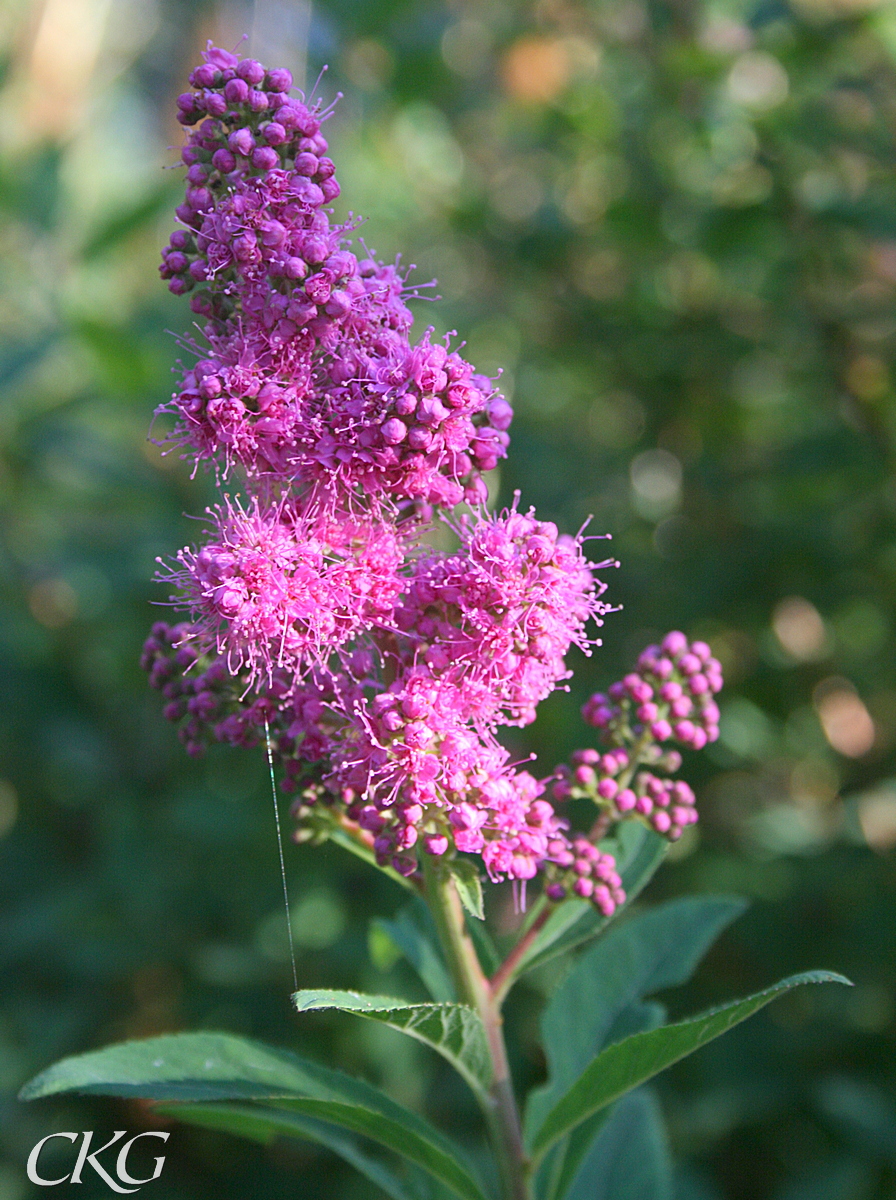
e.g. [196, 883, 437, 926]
[536, 1019, 663, 1200]
[19, 1032, 488, 1200]
[529, 970, 852, 1162]
[155, 1101, 413, 1200]
[526, 895, 748, 1142]
[529, 895, 746, 1198]
[219, 1096, 489, 1200]
[373, 900, 456, 1002]
[294, 990, 492, 1100]
[450, 859, 485, 921]
[512, 827, 668, 981]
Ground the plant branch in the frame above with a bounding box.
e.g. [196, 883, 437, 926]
[616, 726, 654, 791]
[423, 858, 531, 1200]
[490, 901, 552, 1007]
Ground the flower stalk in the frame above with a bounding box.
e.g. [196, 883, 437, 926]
[424, 857, 531, 1200]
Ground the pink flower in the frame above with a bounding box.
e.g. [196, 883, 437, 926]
[396, 501, 616, 726]
[159, 497, 404, 684]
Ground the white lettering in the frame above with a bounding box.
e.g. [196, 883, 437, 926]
[116, 1131, 170, 1186]
[70, 1130, 139, 1194]
[26, 1133, 78, 1186]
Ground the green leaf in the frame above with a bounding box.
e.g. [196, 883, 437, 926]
[450, 860, 484, 920]
[19, 1032, 488, 1200]
[528, 970, 852, 1161]
[564, 1089, 672, 1200]
[18, 1031, 334, 1103]
[513, 827, 668, 980]
[538, 1006, 665, 1200]
[271, 1098, 489, 1200]
[156, 1101, 413, 1200]
[527, 895, 748, 1144]
[530, 895, 744, 1198]
[532, 892, 743, 1190]
[373, 900, 456, 1002]
[293, 990, 492, 1098]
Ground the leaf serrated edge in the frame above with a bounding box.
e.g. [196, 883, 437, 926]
[293, 990, 493, 1097]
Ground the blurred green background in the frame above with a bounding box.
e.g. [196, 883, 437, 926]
[2, 0, 896, 1196]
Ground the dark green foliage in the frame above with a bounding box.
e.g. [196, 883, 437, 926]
[21, 1032, 490, 1200]
[529, 895, 749, 1197]
[565, 1088, 672, 1200]
[527, 970, 851, 1160]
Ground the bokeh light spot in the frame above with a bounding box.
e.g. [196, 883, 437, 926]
[727, 52, 789, 110]
[29, 578, 78, 628]
[814, 678, 876, 757]
[630, 449, 682, 518]
[501, 36, 570, 104]
[856, 786, 896, 850]
[772, 596, 829, 661]
[343, 39, 394, 92]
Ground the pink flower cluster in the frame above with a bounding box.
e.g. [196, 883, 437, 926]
[145, 46, 719, 911]
[157, 497, 403, 686]
[396, 508, 613, 727]
[157, 43, 507, 507]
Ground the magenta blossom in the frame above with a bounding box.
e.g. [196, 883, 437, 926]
[144, 43, 720, 912]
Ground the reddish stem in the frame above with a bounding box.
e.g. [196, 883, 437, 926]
[587, 810, 613, 842]
[490, 903, 553, 1006]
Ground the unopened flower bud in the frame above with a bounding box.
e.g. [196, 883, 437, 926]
[236, 58, 266, 85]
[381, 418, 407, 445]
[224, 77, 249, 104]
[266, 67, 293, 92]
[228, 128, 256, 156]
[662, 631, 688, 657]
[252, 147, 280, 171]
[211, 147, 237, 173]
[263, 122, 287, 146]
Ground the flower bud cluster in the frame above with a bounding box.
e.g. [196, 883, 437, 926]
[582, 631, 722, 751]
[314, 671, 573, 883]
[552, 748, 699, 841]
[157, 42, 509, 508]
[141, 621, 260, 757]
[549, 632, 722, 856]
[161, 44, 338, 305]
[543, 835, 626, 916]
[308, 331, 511, 508]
